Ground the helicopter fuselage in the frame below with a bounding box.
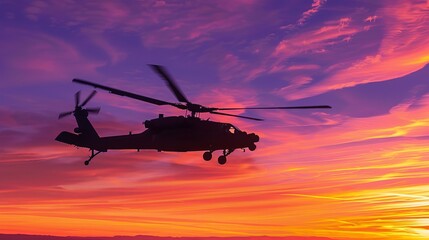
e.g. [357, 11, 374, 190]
[103, 116, 258, 152]
[56, 112, 259, 165]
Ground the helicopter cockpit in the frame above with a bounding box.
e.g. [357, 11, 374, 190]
[223, 123, 242, 134]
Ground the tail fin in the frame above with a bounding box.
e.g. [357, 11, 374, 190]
[74, 110, 100, 140]
[56, 90, 105, 151]
[56, 109, 105, 152]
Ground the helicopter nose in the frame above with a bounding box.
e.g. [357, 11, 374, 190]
[248, 133, 259, 143]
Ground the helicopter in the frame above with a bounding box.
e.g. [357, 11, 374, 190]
[56, 65, 331, 165]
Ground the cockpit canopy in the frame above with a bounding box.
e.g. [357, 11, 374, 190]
[223, 123, 241, 134]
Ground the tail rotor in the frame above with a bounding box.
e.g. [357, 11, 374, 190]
[58, 90, 100, 119]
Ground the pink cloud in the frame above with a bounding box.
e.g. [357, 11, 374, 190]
[274, 75, 314, 96]
[283, 0, 327, 30]
[286, 0, 429, 99]
[298, 0, 327, 25]
[273, 19, 359, 59]
[225, 17, 361, 89]
[0, 28, 104, 86]
[364, 15, 378, 22]
[207, 16, 360, 84]
[287, 64, 321, 71]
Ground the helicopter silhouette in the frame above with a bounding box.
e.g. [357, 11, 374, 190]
[56, 65, 331, 165]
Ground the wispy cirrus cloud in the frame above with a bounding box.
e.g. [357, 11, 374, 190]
[227, 16, 361, 87]
[364, 15, 378, 23]
[199, 0, 428, 105]
[273, 17, 357, 60]
[285, 0, 429, 99]
[282, 0, 327, 30]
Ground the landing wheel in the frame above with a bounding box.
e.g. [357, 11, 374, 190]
[248, 144, 256, 151]
[84, 160, 90, 166]
[218, 155, 227, 165]
[203, 152, 212, 161]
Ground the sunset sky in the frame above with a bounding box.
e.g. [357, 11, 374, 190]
[1, 0, 429, 239]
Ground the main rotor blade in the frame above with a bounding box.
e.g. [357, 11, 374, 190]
[215, 105, 332, 110]
[86, 107, 101, 114]
[73, 78, 181, 107]
[149, 64, 189, 103]
[210, 111, 263, 121]
[79, 90, 97, 107]
[58, 111, 73, 119]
